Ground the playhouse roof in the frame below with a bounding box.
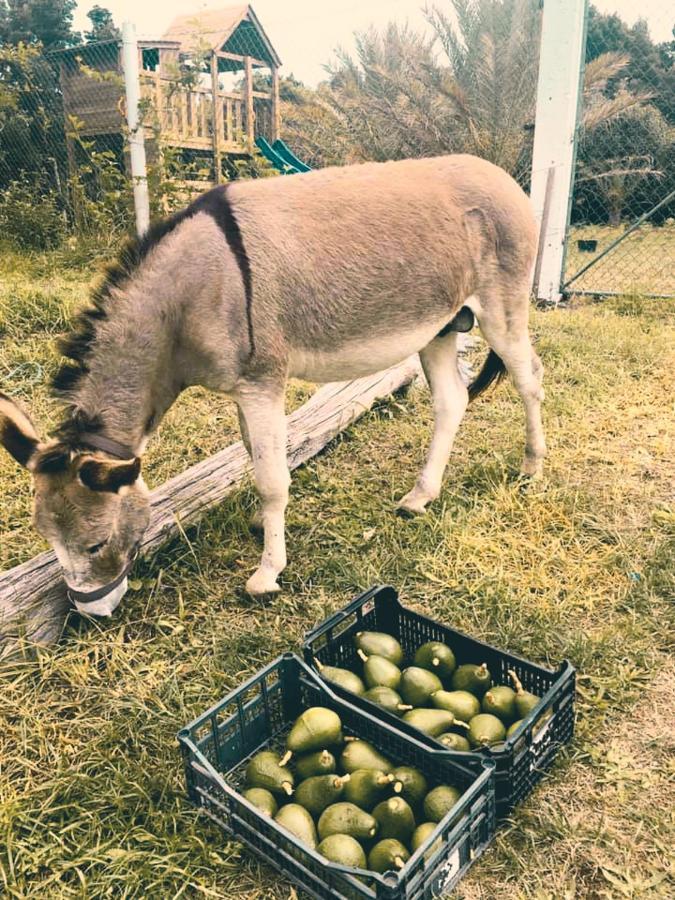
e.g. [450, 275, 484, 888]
[163, 4, 281, 68]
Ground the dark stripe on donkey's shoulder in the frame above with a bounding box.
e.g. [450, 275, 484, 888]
[52, 185, 255, 414]
[191, 186, 255, 357]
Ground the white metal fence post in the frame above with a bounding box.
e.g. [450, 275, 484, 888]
[530, 0, 588, 304]
[121, 21, 150, 237]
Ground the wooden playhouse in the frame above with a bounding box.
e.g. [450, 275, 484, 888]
[53, 4, 282, 185]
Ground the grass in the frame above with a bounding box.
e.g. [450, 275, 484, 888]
[565, 222, 675, 298]
[1, 247, 674, 898]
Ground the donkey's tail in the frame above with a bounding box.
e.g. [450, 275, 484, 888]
[468, 349, 507, 402]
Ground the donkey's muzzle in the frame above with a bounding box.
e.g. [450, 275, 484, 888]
[67, 549, 139, 617]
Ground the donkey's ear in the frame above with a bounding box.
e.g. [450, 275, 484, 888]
[0, 393, 41, 469]
[78, 456, 141, 493]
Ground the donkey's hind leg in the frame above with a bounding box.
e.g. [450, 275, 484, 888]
[471, 283, 546, 478]
[398, 331, 469, 516]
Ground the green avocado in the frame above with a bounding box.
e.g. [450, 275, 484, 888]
[430, 689, 480, 722]
[368, 838, 410, 874]
[482, 685, 517, 723]
[423, 785, 462, 823]
[295, 749, 336, 780]
[450, 663, 492, 697]
[413, 641, 457, 678]
[401, 708, 463, 737]
[354, 631, 403, 666]
[294, 773, 350, 817]
[245, 750, 294, 796]
[283, 708, 343, 765]
[274, 803, 318, 848]
[411, 822, 442, 855]
[359, 652, 402, 691]
[340, 740, 393, 774]
[317, 834, 367, 868]
[315, 661, 366, 696]
[372, 796, 416, 843]
[391, 766, 428, 807]
[399, 667, 443, 707]
[317, 802, 378, 841]
[343, 768, 393, 810]
[363, 686, 412, 717]
[467, 713, 506, 747]
[437, 732, 471, 752]
[508, 669, 541, 717]
[505, 719, 524, 739]
[242, 787, 278, 817]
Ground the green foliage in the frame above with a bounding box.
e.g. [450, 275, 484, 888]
[84, 5, 119, 43]
[0, 177, 65, 249]
[0, 0, 77, 49]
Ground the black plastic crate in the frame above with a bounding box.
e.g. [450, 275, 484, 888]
[303, 586, 575, 818]
[178, 653, 495, 900]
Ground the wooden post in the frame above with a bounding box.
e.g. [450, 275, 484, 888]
[244, 55, 255, 147]
[271, 66, 281, 142]
[210, 52, 222, 183]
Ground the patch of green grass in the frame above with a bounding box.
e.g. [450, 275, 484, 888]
[1, 248, 674, 898]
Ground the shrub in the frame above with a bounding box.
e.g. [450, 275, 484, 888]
[0, 179, 66, 250]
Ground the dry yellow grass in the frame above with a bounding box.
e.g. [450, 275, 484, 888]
[1, 247, 674, 898]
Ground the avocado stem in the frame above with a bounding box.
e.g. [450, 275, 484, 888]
[343, 735, 358, 742]
[394, 856, 405, 869]
[314, 657, 324, 672]
[432, 657, 440, 666]
[507, 668, 524, 694]
[393, 781, 403, 794]
[454, 720, 470, 730]
[478, 663, 488, 676]
[282, 781, 293, 796]
[278, 751, 292, 767]
[338, 774, 351, 785]
[368, 827, 377, 837]
[397, 704, 413, 711]
[377, 774, 393, 785]
[356, 648, 369, 663]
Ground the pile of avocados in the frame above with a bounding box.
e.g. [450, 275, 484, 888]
[315, 630, 545, 750]
[243, 705, 462, 874]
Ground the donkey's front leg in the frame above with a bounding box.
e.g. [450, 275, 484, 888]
[236, 386, 290, 596]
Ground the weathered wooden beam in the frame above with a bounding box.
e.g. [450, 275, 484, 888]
[271, 66, 281, 143]
[216, 50, 268, 69]
[244, 55, 255, 147]
[0, 361, 421, 660]
[210, 52, 223, 184]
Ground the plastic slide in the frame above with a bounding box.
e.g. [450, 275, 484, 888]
[255, 137, 312, 174]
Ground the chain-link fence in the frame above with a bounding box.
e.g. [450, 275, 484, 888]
[564, 4, 675, 298]
[0, 39, 135, 249]
[0, 13, 280, 250]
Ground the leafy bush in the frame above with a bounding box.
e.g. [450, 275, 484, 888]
[0, 179, 66, 250]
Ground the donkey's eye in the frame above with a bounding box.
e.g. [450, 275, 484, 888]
[87, 539, 108, 555]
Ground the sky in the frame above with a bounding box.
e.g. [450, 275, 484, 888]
[73, 0, 674, 86]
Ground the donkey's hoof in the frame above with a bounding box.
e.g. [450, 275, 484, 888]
[396, 491, 430, 517]
[246, 568, 281, 598]
[519, 457, 545, 479]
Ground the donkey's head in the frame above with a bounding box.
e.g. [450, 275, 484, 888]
[0, 394, 150, 616]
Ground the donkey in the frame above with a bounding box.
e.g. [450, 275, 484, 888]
[0, 154, 545, 615]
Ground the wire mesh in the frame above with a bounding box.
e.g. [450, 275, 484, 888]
[0, 13, 279, 250]
[565, 4, 675, 298]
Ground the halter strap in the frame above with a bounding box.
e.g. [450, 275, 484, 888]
[67, 548, 139, 606]
[78, 432, 137, 460]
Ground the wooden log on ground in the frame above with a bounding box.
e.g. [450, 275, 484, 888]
[0, 359, 421, 659]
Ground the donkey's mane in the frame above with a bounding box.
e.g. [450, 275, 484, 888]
[51, 187, 228, 444]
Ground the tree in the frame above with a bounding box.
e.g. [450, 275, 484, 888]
[84, 5, 119, 43]
[0, 0, 78, 49]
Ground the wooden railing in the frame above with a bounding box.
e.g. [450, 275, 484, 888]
[140, 73, 273, 154]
